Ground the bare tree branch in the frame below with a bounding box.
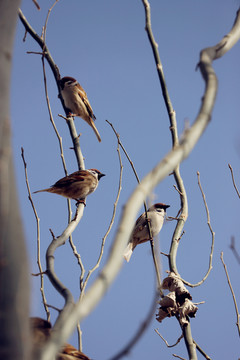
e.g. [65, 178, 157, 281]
[42, 1, 59, 40]
[41, 56, 68, 176]
[155, 330, 183, 348]
[173, 354, 187, 360]
[228, 163, 240, 199]
[230, 236, 240, 265]
[220, 252, 240, 337]
[108, 290, 159, 360]
[193, 340, 212, 360]
[32, 0, 41, 10]
[18, 9, 60, 81]
[18, 9, 85, 170]
[79, 136, 123, 299]
[106, 120, 163, 294]
[21, 148, 50, 320]
[45, 204, 85, 297]
[181, 172, 215, 288]
[182, 325, 196, 360]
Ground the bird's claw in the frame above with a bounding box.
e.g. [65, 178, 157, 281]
[76, 199, 86, 207]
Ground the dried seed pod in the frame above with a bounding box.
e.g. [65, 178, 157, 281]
[156, 292, 177, 323]
[159, 292, 176, 308]
[162, 272, 192, 305]
[178, 299, 198, 327]
[156, 308, 169, 323]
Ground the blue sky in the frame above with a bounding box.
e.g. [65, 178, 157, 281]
[12, 1, 240, 359]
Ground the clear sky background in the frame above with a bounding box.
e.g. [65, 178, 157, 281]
[11, 1, 240, 359]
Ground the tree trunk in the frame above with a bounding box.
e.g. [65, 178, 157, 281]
[0, 1, 30, 359]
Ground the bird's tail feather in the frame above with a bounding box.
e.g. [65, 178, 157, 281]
[89, 118, 101, 142]
[92, 123, 101, 142]
[33, 188, 51, 194]
[123, 243, 133, 262]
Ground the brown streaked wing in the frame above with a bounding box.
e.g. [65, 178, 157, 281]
[59, 343, 90, 360]
[53, 171, 87, 188]
[132, 213, 148, 237]
[77, 87, 96, 120]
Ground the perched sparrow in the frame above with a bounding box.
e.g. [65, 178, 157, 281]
[58, 344, 91, 360]
[33, 169, 105, 204]
[30, 317, 51, 348]
[59, 76, 101, 142]
[30, 318, 91, 360]
[123, 203, 170, 262]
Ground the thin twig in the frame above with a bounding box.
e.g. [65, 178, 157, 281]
[173, 185, 184, 196]
[181, 171, 215, 287]
[160, 251, 169, 257]
[45, 304, 62, 313]
[177, 230, 185, 242]
[18, 9, 85, 170]
[70, 237, 85, 289]
[18, 9, 60, 79]
[42, 0, 59, 42]
[106, 120, 163, 295]
[155, 330, 183, 348]
[79, 135, 123, 299]
[193, 340, 212, 360]
[27, 51, 46, 55]
[32, 271, 47, 277]
[220, 252, 240, 337]
[21, 148, 50, 321]
[230, 236, 240, 265]
[106, 120, 140, 182]
[76, 323, 82, 352]
[68, 231, 85, 350]
[172, 354, 186, 360]
[41, 52, 68, 176]
[228, 163, 240, 198]
[40, 0, 68, 173]
[108, 290, 159, 360]
[193, 301, 205, 305]
[32, 0, 40, 10]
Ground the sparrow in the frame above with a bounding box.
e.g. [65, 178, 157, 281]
[59, 76, 101, 142]
[30, 317, 51, 348]
[30, 317, 91, 360]
[33, 169, 105, 204]
[123, 203, 170, 262]
[58, 344, 91, 360]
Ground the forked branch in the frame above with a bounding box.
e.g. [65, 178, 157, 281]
[220, 252, 240, 337]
